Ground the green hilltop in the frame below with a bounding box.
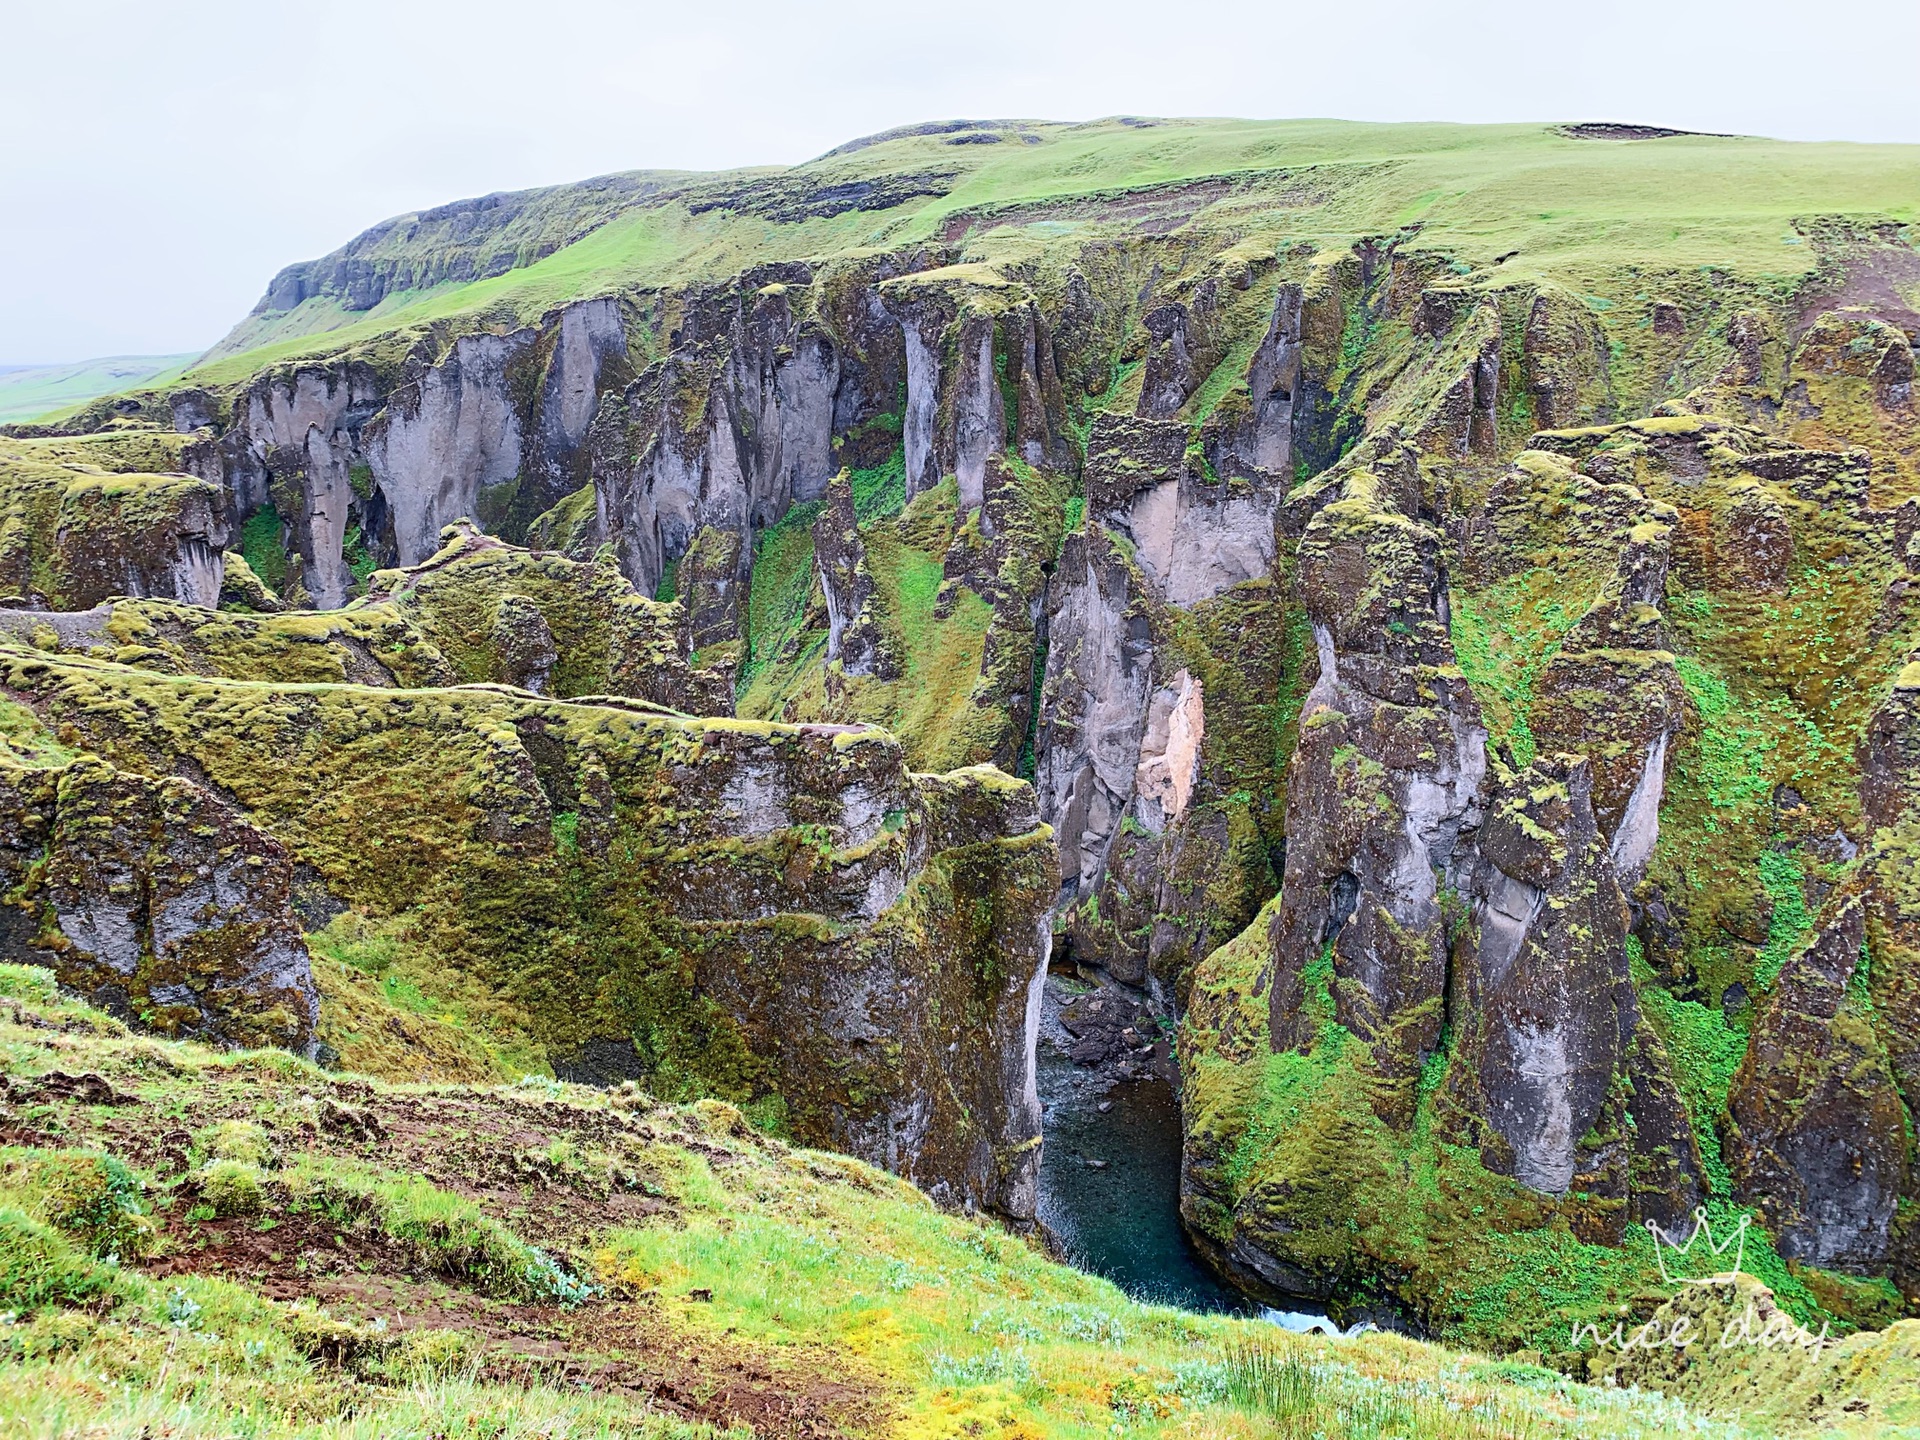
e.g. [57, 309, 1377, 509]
[187, 117, 1920, 388]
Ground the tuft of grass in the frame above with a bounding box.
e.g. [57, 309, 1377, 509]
[200, 1159, 267, 1217]
[849, 448, 907, 523]
[1220, 1338, 1320, 1419]
[24, 1151, 155, 1259]
[282, 1159, 597, 1306]
[0, 1209, 124, 1315]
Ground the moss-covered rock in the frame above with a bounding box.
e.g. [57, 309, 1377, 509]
[0, 754, 319, 1053]
[0, 629, 1054, 1217]
[0, 438, 228, 609]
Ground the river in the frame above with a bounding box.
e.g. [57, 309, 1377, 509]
[1033, 972, 1258, 1314]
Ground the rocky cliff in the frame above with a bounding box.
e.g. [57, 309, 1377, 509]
[0, 530, 1054, 1219]
[8, 117, 1920, 1353]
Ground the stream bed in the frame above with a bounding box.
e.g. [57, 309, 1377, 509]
[1034, 973, 1277, 1315]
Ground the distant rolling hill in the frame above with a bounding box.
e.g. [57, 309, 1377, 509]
[0, 353, 198, 424]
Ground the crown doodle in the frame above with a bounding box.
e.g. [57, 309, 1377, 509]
[1645, 1207, 1750, 1287]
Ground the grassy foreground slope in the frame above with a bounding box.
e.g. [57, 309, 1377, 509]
[186, 118, 1920, 387]
[0, 959, 1851, 1440]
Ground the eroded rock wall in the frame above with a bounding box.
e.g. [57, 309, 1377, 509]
[0, 754, 319, 1053]
[0, 635, 1055, 1218]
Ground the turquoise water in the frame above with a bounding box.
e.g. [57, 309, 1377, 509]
[1033, 1017, 1247, 1313]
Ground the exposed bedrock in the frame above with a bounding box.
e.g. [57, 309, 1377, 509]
[1267, 448, 1488, 1101]
[30, 521, 721, 714]
[1466, 449, 1687, 878]
[1862, 663, 1920, 1200]
[593, 268, 865, 595]
[1725, 893, 1912, 1269]
[0, 441, 229, 610]
[363, 329, 536, 568]
[1034, 260, 1553, 995]
[879, 274, 1067, 511]
[816, 470, 899, 682]
[1713, 656, 1920, 1283]
[1035, 526, 1157, 918]
[181, 297, 630, 609]
[0, 635, 1057, 1219]
[1436, 751, 1705, 1238]
[0, 754, 320, 1054]
[1176, 420, 1737, 1317]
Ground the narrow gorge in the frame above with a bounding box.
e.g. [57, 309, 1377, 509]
[5, 118, 1920, 1432]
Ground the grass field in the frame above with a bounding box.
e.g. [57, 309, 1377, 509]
[182, 118, 1920, 388]
[0, 960, 1785, 1440]
[0, 354, 197, 423]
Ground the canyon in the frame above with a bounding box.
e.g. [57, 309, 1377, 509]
[4, 117, 1920, 1426]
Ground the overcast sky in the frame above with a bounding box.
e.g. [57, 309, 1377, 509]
[4, 0, 1917, 364]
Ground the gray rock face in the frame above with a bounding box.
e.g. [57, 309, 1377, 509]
[1207, 283, 1303, 478]
[1125, 476, 1277, 606]
[593, 278, 846, 595]
[1035, 529, 1156, 908]
[529, 296, 629, 502]
[0, 755, 319, 1055]
[1726, 894, 1911, 1267]
[182, 298, 630, 609]
[367, 329, 534, 568]
[1264, 448, 1488, 1098]
[1444, 754, 1635, 1197]
[815, 473, 896, 681]
[951, 317, 1004, 512]
[1088, 404, 1280, 607]
[1031, 378, 1287, 981]
[218, 363, 382, 608]
[898, 304, 946, 499]
[1138, 281, 1222, 421]
[881, 287, 1011, 510]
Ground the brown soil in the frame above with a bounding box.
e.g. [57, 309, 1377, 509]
[7, 1053, 894, 1437]
[147, 1201, 884, 1437]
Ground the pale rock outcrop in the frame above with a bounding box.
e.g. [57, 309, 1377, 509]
[1132, 669, 1204, 833]
[366, 329, 534, 569]
[181, 298, 631, 609]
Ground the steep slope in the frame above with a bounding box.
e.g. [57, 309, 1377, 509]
[3, 963, 1882, 1440]
[0, 530, 1054, 1220]
[5, 116, 1920, 1370]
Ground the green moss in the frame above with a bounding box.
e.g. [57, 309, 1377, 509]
[239, 509, 288, 593]
[1672, 654, 1777, 821]
[4, 1150, 154, 1260]
[849, 446, 907, 523]
[1634, 948, 1747, 1197]
[1752, 847, 1814, 990]
[739, 501, 822, 692]
[342, 525, 377, 589]
[0, 1209, 124, 1315]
